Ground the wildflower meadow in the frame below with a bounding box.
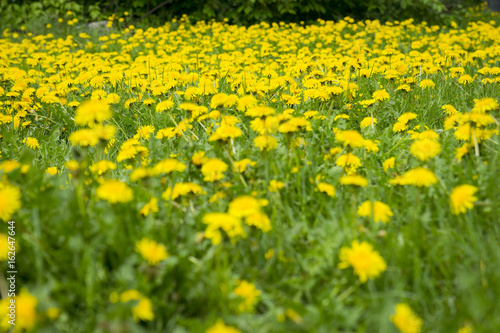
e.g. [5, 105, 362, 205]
[1, 8, 500, 333]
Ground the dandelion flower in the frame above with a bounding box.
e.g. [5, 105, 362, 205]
[458, 74, 474, 85]
[471, 97, 498, 113]
[336, 153, 362, 174]
[410, 139, 441, 161]
[234, 280, 261, 312]
[335, 130, 365, 148]
[419, 79, 435, 88]
[339, 174, 369, 187]
[74, 99, 111, 125]
[0, 182, 22, 221]
[156, 100, 174, 113]
[45, 166, 57, 175]
[360, 116, 377, 129]
[69, 129, 100, 147]
[228, 196, 265, 218]
[254, 135, 278, 151]
[24, 137, 39, 150]
[15, 290, 38, 331]
[201, 158, 228, 182]
[383, 157, 395, 172]
[338, 240, 387, 283]
[268, 180, 285, 192]
[357, 200, 393, 223]
[317, 182, 335, 197]
[450, 185, 478, 215]
[96, 180, 133, 203]
[135, 238, 169, 265]
[389, 167, 438, 187]
[233, 158, 256, 173]
[372, 89, 390, 101]
[202, 212, 245, 245]
[206, 319, 241, 333]
[390, 303, 423, 333]
[132, 297, 154, 322]
[139, 197, 159, 217]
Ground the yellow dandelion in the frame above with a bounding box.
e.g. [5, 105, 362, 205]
[234, 280, 261, 312]
[254, 135, 278, 151]
[335, 130, 365, 148]
[0, 182, 22, 221]
[135, 238, 169, 265]
[21, 136, 39, 150]
[132, 297, 154, 322]
[360, 116, 378, 129]
[419, 79, 435, 88]
[201, 158, 228, 182]
[339, 174, 369, 187]
[96, 180, 133, 203]
[390, 303, 423, 333]
[389, 167, 438, 187]
[206, 319, 241, 333]
[338, 240, 387, 283]
[357, 200, 393, 223]
[268, 180, 285, 192]
[383, 157, 395, 172]
[74, 99, 111, 125]
[156, 100, 174, 113]
[450, 185, 478, 215]
[372, 89, 390, 101]
[410, 139, 441, 161]
[45, 166, 58, 175]
[317, 182, 335, 197]
[202, 212, 246, 245]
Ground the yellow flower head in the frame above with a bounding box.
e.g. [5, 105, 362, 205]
[0, 182, 22, 221]
[336, 153, 362, 174]
[202, 212, 245, 245]
[209, 125, 243, 141]
[24, 137, 39, 149]
[268, 180, 285, 192]
[206, 319, 241, 333]
[419, 79, 435, 88]
[136, 238, 169, 266]
[338, 240, 387, 283]
[254, 135, 278, 151]
[132, 297, 155, 322]
[335, 130, 365, 148]
[228, 196, 266, 218]
[317, 182, 336, 197]
[156, 99, 174, 113]
[450, 184, 478, 215]
[389, 167, 438, 187]
[201, 158, 228, 182]
[383, 157, 396, 172]
[96, 180, 133, 203]
[471, 97, 498, 113]
[410, 139, 441, 161]
[139, 197, 159, 217]
[360, 116, 378, 129]
[45, 166, 58, 175]
[74, 99, 111, 126]
[372, 89, 390, 101]
[339, 174, 369, 187]
[390, 303, 423, 333]
[69, 129, 100, 147]
[357, 200, 393, 223]
[234, 280, 261, 312]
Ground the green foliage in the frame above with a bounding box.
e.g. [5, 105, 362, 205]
[0, 0, 488, 31]
[0, 0, 82, 27]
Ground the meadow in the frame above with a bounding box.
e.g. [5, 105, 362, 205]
[1, 11, 500, 332]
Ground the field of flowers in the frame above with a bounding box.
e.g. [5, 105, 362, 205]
[1, 12, 500, 332]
